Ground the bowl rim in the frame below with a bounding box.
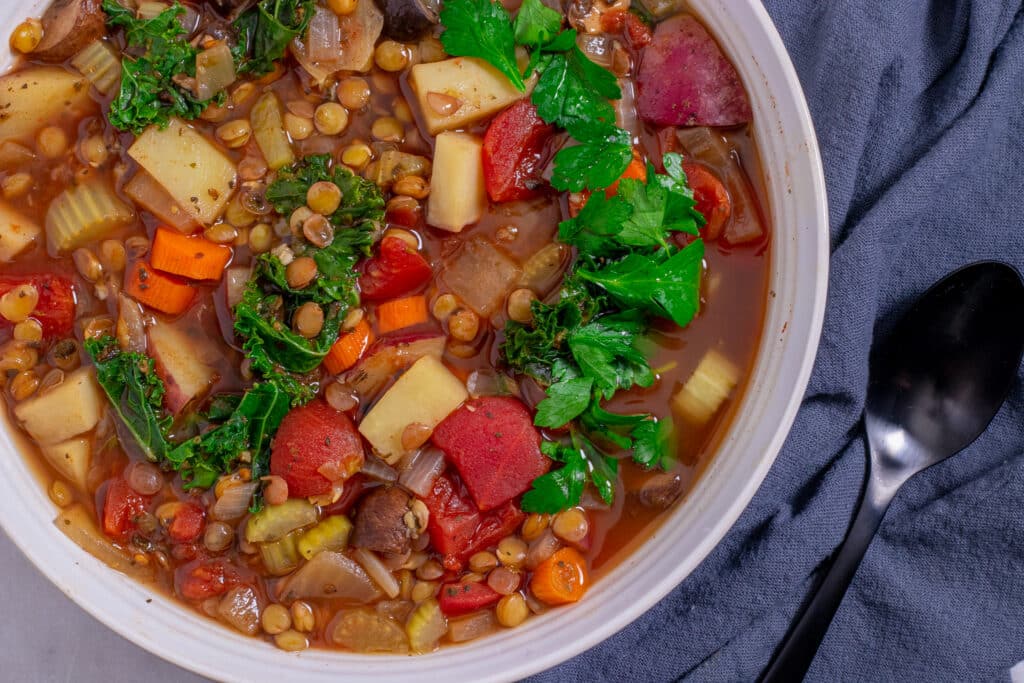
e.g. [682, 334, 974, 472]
[0, 0, 829, 680]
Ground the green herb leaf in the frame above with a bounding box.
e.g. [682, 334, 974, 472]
[576, 240, 705, 328]
[568, 313, 654, 398]
[232, 0, 315, 77]
[630, 417, 674, 469]
[551, 133, 634, 192]
[532, 48, 620, 141]
[440, 0, 525, 91]
[534, 377, 593, 428]
[513, 0, 562, 47]
[103, 0, 211, 133]
[521, 433, 618, 513]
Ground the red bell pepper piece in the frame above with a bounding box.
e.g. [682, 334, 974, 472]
[358, 236, 433, 302]
[421, 471, 525, 571]
[438, 581, 502, 616]
[0, 273, 75, 339]
[482, 101, 556, 203]
[432, 396, 549, 511]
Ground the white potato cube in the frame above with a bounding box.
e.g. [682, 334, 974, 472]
[0, 67, 93, 144]
[358, 355, 468, 463]
[426, 132, 486, 233]
[409, 57, 532, 134]
[0, 201, 40, 261]
[15, 367, 105, 445]
[41, 438, 91, 492]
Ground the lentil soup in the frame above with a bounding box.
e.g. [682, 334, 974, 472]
[0, 0, 769, 655]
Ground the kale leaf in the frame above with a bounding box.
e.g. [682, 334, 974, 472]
[232, 0, 315, 77]
[102, 0, 211, 133]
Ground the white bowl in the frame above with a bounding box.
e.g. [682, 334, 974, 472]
[0, 1, 827, 680]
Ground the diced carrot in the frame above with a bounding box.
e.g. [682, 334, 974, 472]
[150, 226, 232, 281]
[530, 547, 589, 606]
[683, 161, 732, 241]
[605, 151, 647, 197]
[376, 295, 428, 334]
[125, 260, 195, 316]
[324, 319, 374, 374]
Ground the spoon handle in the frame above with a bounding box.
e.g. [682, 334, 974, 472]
[760, 473, 894, 682]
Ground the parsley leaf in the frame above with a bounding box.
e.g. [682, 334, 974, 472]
[521, 434, 618, 513]
[514, 0, 562, 47]
[103, 0, 210, 133]
[551, 132, 634, 192]
[232, 0, 315, 77]
[440, 0, 525, 91]
[532, 48, 620, 141]
[577, 240, 706, 328]
[568, 313, 654, 399]
[535, 377, 593, 428]
[630, 418, 675, 469]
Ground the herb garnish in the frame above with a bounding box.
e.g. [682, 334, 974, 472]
[232, 0, 315, 77]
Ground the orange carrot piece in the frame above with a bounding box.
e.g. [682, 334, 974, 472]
[125, 261, 195, 316]
[150, 226, 232, 281]
[683, 161, 731, 241]
[605, 151, 647, 197]
[376, 295, 428, 334]
[324, 319, 373, 374]
[530, 547, 590, 606]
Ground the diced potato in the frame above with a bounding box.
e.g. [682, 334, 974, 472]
[14, 367, 105, 445]
[70, 41, 122, 96]
[45, 175, 134, 254]
[250, 92, 294, 171]
[0, 200, 41, 262]
[439, 239, 522, 317]
[409, 57, 533, 134]
[672, 349, 739, 425]
[426, 132, 486, 233]
[41, 438, 91, 492]
[147, 322, 218, 414]
[128, 118, 237, 225]
[0, 67, 93, 144]
[359, 355, 468, 463]
[123, 170, 199, 233]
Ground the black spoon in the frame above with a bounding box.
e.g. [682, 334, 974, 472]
[761, 261, 1024, 682]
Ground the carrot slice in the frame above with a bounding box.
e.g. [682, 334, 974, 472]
[150, 226, 232, 281]
[125, 261, 195, 315]
[376, 295, 428, 334]
[324, 319, 373, 374]
[683, 161, 731, 241]
[530, 547, 589, 606]
[605, 150, 647, 197]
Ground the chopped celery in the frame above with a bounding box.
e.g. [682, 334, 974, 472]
[245, 499, 318, 543]
[259, 530, 302, 576]
[45, 176, 134, 254]
[297, 515, 353, 560]
[671, 349, 739, 425]
[406, 598, 447, 654]
[71, 41, 122, 96]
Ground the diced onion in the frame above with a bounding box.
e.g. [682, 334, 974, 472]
[398, 447, 444, 498]
[54, 504, 153, 579]
[447, 610, 497, 643]
[306, 8, 341, 63]
[195, 43, 236, 101]
[211, 481, 258, 521]
[216, 585, 261, 635]
[278, 551, 382, 602]
[353, 548, 400, 599]
[361, 454, 398, 483]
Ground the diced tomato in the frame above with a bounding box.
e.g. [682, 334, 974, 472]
[176, 559, 239, 601]
[599, 11, 653, 48]
[101, 477, 150, 542]
[438, 581, 502, 617]
[358, 236, 433, 302]
[270, 399, 365, 498]
[167, 503, 206, 544]
[482, 100, 556, 203]
[432, 396, 549, 511]
[683, 161, 732, 241]
[421, 472, 525, 570]
[0, 274, 75, 339]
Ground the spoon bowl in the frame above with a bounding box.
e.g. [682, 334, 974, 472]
[763, 261, 1024, 682]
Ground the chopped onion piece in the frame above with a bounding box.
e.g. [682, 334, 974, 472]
[278, 551, 381, 602]
[54, 504, 152, 579]
[447, 609, 497, 643]
[217, 585, 261, 635]
[398, 447, 444, 498]
[353, 547, 400, 598]
[328, 608, 408, 653]
[361, 454, 399, 483]
[306, 8, 341, 63]
[195, 43, 236, 101]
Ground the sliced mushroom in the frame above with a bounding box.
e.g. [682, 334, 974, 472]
[636, 471, 685, 509]
[374, 0, 440, 42]
[350, 486, 413, 555]
[33, 0, 106, 64]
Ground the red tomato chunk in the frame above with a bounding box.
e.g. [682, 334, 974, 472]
[176, 559, 238, 601]
[167, 503, 206, 544]
[438, 581, 502, 617]
[101, 477, 150, 542]
[270, 400, 365, 498]
[432, 396, 549, 511]
[358, 236, 433, 302]
[482, 100, 555, 203]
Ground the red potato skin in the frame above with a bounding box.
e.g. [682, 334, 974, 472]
[270, 400, 365, 498]
[0, 274, 75, 339]
[358, 236, 433, 302]
[431, 396, 549, 511]
[482, 101, 556, 203]
[420, 471, 525, 571]
[438, 581, 502, 617]
[636, 15, 752, 127]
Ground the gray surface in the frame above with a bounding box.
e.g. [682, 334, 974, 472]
[0, 530, 209, 683]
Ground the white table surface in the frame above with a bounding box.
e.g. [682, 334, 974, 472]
[0, 531, 209, 682]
